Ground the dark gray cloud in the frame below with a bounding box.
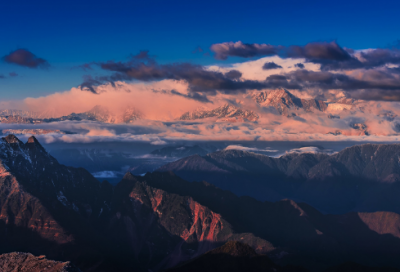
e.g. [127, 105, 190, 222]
[288, 41, 352, 61]
[210, 41, 281, 60]
[152, 89, 212, 103]
[262, 62, 282, 70]
[9, 72, 18, 77]
[320, 48, 400, 70]
[170, 90, 212, 103]
[80, 52, 268, 95]
[266, 69, 400, 101]
[78, 44, 400, 102]
[210, 40, 400, 71]
[294, 63, 305, 69]
[224, 70, 242, 79]
[288, 42, 400, 70]
[3, 49, 49, 69]
[0, 74, 4, 79]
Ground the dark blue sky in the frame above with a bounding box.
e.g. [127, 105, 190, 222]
[0, 0, 399, 99]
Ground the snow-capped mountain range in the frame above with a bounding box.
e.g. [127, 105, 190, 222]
[179, 104, 259, 121]
[0, 105, 143, 125]
[43, 105, 143, 123]
[0, 89, 397, 139]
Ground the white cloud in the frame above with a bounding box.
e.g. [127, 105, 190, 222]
[224, 145, 278, 152]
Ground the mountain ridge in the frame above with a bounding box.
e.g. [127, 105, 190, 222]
[157, 144, 400, 213]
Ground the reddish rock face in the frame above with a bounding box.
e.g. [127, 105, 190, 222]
[109, 175, 273, 270]
[0, 171, 73, 245]
[0, 252, 81, 272]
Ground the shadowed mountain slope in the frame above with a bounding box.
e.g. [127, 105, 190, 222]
[0, 135, 273, 271]
[2, 135, 400, 271]
[157, 145, 400, 214]
[135, 171, 400, 271]
[167, 241, 307, 272]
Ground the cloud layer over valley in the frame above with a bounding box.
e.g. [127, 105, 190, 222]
[3, 41, 400, 144]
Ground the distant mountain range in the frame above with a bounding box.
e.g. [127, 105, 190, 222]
[1, 129, 72, 135]
[0, 105, 143, 125]
[0, 89, 398, 139]
[43, 105, 143, 123]
[175, 89, 379, 136]
[179, 89, 363, 122]
[1, 135, 400, 271]
[150, 145, 214, 157]
[157, 144, 400, 214]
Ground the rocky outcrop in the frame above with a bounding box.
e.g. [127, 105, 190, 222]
[0, 252, 81, 272]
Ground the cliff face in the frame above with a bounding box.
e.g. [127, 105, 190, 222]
[0, 167, 72, 245]
[108, 173, 274, 270]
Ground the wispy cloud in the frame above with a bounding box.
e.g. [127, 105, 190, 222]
[224, 145, 278, 152]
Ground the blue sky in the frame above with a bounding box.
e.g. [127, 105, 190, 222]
[0, 0, 399, 99]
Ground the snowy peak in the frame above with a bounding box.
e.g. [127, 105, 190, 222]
[85, 105, 115, 123]
[121, 106, 143, 123]
[0, 109, 41, 118]
[42, 105, 143, 124]
[180, 103, 258, 121]
[253, 89, 327, 115]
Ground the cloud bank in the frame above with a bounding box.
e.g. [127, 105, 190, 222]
[2, 40, 400, 144]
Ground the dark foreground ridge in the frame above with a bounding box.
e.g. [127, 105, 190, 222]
[167, 241, 306, 272]
[0, 252, 81, 272]
[1, 135, 400, 271]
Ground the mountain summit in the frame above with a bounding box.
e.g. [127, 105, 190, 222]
[253, 89, 327, 115]
[179, 103, 258, 121]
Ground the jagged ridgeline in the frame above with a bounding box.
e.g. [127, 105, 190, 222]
[0, 135, 271, 271]
[1, 134, 400, 271]
[157, 145, 400, 214]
